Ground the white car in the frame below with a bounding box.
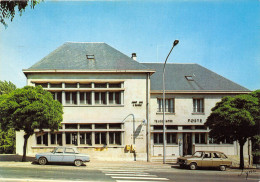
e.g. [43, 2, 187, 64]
[35, 147, 90, 166]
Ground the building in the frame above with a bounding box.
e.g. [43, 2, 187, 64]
[17, 42, 251, 164]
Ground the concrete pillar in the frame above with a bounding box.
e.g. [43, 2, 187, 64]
[77, 91, 80, 106]
[91, 91, 95, 105]
[62, 132, 65, 146]
[106, 91, 109, 105]
[62, 91, 65, 105]
[48, 132, 51, 146]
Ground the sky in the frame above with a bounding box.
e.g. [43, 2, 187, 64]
[0, 0, 259, 90]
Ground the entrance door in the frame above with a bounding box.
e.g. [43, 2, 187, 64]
[183, 133, 192, 156]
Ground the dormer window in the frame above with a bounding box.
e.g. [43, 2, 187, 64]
[185, 76, 194, 81]
[86, 55, 95, 61]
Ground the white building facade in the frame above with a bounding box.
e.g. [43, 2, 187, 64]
[17, 42, 251, 163]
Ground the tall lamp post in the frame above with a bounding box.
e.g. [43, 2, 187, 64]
[163, 40, 179, 164]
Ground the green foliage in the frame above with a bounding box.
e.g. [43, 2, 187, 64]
[0, 0, 42, 28]
[0, 86, 63, 135]
[0, 80, 16, 95]
[0, 80, 17, 154]
[205, 90, 260, 168]
[0, 127, 15, 154]
[205, 91, 259, 143]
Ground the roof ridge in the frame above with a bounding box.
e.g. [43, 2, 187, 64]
[65, 42, 105, 43]
[142, 62, 196, 64]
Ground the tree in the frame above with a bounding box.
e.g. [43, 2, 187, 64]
[0, 0, 41, 28]
[0, 86, 63, 161]
[205, 90, 260, 169]
[0, 80, 16, 154]
[0, 80, 16, 95]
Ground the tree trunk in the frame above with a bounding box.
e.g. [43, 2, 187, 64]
[22, 134, 29, 162]
[239, 140, 246, 169]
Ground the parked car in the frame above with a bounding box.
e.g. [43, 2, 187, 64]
[35, 147, 90, 166]
[177, 151, 232, 171]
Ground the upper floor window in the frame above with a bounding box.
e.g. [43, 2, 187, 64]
[65, 83, 77, 88]
[193, 98, 204, 113]
[51, 92, 62, 103]
[50, 83, 62, 88]
[66, 92, 77, 105]
[109, 83, 121, 88]
[157, 98, 174, 113]
[95, 92, 106, 105]
[35, 83, 48, 88]
[95, 83, 106, 88]
[80, 92, 91, 105]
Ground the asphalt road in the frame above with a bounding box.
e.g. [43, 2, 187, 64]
[0, 163, 259, 182]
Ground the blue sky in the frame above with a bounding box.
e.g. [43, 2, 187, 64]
[0, 0, 259, 90]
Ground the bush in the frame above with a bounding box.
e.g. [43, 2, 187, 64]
[0, 128, 15, 154]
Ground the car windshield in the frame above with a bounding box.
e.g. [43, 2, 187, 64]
[193, 151, 203, 157]
[73, 148, 80, 154]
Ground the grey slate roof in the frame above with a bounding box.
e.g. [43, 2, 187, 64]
[28, 42, 151, 71]
[142, 63, 249, 91]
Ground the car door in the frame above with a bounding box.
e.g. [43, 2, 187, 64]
[212, 152, 222, 167]
[63, 148, 76, 162]
[201, 152, 213, 167]
[50, 147, 64, 162]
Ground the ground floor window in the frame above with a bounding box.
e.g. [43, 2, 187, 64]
[167, 133, 177, 144]
[66, 132, 78, 145]
[36, 133, 48, 146]
[80, 133, 92, 145]
[154, 133, 163, 144]
[95, 132, 106, 145]
[109, 132, 121, 145]
[221, 138, 233, 144]
[195, 133, 206, 144]
[51, 133, 62, 146]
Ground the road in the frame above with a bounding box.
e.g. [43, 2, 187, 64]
[0, 162, 259, 182]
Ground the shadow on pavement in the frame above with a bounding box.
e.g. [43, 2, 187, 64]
[0, 155, 35, 162]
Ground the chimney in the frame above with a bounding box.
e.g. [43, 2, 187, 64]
[131, 53, 137, 61]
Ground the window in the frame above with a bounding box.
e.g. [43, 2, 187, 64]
[193, 98, 204, 113]
[50, 83, 62, 88]
[166, 125, 178, 130]
[203, 152, 211, 158]
[95, 92, 106, 104]
[65, 83, 77, 88]
[35, 83, 48, 88]
[55, 148, 64, 153]
[95, 124, 107, 129]
[109, 132, 121, 145]
[167, 133, 177, 144]
[94, 83, 106, 88]
[80, 124, 92, 129]
[195, 133, 206, 144]
[66, 133, 77, 145]
[36, 133, 48, 145]
[157, 98, 174, 113]
[109, 124, 121, 129]
[109, 83, 121, 88]
[185, 76, 194, 81]
[80, 83, 91, 88]
[86, 55, 95, 61]
[109, 92, 121, 104]
[80, 133, 92, 145]
[95, 132, 106, 145]
[80, 92, 91, 105]
[154, 133, 163, 144]
[65, 124, 77, 129]
[51, 92, 62, 103]
[213, 153, 221, 158]
[154, 126, 163, 130]
[65, 148, 75, 154]
[65, 92, 77, 105]
[183, 126, 192, 130]
[195, 125, 207, 130]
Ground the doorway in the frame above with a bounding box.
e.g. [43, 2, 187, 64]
[183, 133, 192, 156]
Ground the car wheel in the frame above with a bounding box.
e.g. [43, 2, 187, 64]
[189, 163, 197, 170]
[74, 160, 82, 167]
[38, 157, 47, 165]
[219, 165, 226, 171]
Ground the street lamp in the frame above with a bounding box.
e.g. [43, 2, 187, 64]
[163, 40, 179, 164]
